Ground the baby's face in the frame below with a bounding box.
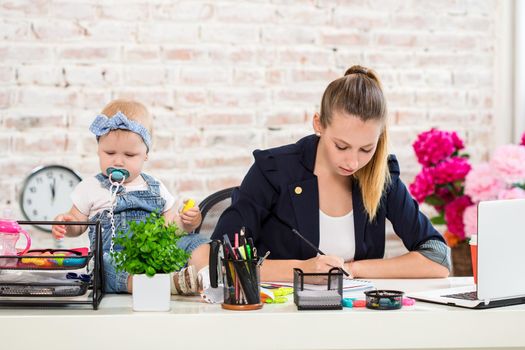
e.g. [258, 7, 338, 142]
[97, 130, 148, 183]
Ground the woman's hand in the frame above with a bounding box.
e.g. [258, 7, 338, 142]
[301, 255, 345, 284]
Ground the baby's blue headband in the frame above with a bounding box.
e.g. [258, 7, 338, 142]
[89, 111, 152, 152]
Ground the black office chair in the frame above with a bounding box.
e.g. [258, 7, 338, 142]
[194, 187, 236, 238]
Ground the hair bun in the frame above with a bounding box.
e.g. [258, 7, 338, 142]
[344, 65, 369, 76]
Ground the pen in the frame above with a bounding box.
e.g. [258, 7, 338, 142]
[256, 250, 271, 266]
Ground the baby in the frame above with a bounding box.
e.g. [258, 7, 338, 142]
[51, 99, 209, 293]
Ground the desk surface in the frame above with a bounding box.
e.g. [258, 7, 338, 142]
[1, 277, 524, 350]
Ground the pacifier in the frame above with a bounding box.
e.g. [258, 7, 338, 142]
[106, 167, 130, 183]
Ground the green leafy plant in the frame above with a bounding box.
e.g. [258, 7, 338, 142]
[111, 212, 190, 277]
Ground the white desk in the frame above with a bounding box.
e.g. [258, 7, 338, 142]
[1, 277, 524, 350]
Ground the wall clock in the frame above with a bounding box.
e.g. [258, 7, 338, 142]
[20, 165, 82, 231]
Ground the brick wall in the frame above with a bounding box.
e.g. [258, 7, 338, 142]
[0, 0, 500, 250]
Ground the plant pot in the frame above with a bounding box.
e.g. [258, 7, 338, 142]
[132, 273, 171, 311]
[451, 240, 473, 277]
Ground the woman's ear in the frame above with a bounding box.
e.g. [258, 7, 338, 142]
[312, 113, 322, 136]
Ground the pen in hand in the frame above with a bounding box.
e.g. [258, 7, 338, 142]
[290, 228, 351, 277]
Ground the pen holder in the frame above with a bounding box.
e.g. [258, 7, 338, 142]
[293, 267, 343, 310]
[221, 258, 263, 311]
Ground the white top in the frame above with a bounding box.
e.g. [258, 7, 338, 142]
[318, 210, 355, 261]
[71, 175, 175, 218]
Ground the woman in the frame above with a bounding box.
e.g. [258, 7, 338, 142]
[211, 65, 450, 282]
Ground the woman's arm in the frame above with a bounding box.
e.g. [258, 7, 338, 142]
[260, 255, 346, 282]
[347, 251, 449, 279]
[385, 156, 451, 274]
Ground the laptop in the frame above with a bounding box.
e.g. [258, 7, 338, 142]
[408, 198, 525, 309]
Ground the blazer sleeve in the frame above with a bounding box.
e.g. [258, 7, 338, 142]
[385, 156, 446, 250]
[211, 150, 277, 243]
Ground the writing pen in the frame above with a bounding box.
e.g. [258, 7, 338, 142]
[270, 212, 351, 277]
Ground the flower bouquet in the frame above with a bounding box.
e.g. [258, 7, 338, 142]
[462, 133, 525, 237]
[409, 128, 472, 247]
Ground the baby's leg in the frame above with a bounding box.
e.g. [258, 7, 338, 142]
[187, 243, 210, 272]
[172, 235, 211, 295]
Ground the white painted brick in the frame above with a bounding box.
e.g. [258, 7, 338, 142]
[215, 3, 276, 23]
[137, 23, 199, 44]
[277, 47, 333, 66]
[0, 18, 31, 41]
[63, 65, 120, 86]
[262, 26, 317, 45]
[84, 21, 138, 43]
[333, 11, 389, 29]
[0, 66, 15, 84]
[17, 88, 79, 108]
[274, 4, 330, 25]
[124, 66, 167, 86]
[162, 46, 207, 62]
[0, 88, 12, 108]
[125, 45, 161, 62]
[3, 110, 66, 131]
[30, 20, 87, 42]
[201, 25, 260, 45]
[180, 67, 232, 85]
[150, 2, 214, 21]
[58, 46, 120, 62]
[98, 2, 150, 21]
[0, 45, 54, 63]
[48, 1, 98, 20]
[0, 0, 49, 17]
[16, 65, 63, 86]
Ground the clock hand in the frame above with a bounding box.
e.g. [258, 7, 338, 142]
[51, 178, 56, 201]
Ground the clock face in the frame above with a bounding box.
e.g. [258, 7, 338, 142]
[20, 165, 82, 231]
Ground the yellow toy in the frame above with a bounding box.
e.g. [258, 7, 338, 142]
[181, 199, 196, 213]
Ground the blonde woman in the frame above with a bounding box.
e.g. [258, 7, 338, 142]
[211, 65, 451, 282]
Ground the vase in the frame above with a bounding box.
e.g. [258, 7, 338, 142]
[451, 240, 473, 276]
[132, 273, 171, 311]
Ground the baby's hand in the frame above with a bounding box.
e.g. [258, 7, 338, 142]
[51, 214, 76, 240]
[180, 205, 202, 232]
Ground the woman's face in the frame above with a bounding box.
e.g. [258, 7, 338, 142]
[314, 110, 383, 177]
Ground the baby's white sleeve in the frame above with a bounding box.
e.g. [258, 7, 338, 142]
[158, 180, 175, 213]
[70, 178, 95, 216]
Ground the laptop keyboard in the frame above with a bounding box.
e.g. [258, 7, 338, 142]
[442, 291, 478, 300]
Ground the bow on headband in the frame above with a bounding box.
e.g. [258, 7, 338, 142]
[89, 111, 152, 151]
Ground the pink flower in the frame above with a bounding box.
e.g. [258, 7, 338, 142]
[433, 157, 471, 184]
[497, 187, 525, 200]
[409, 168, 435, 203]
[463, 204, 478, 238]
[412, 129, 464, 167]
[444, 195, 472, 240]
[521, 132, 525, 146]
[464, 163, 506, 202]
[490, 145, 525, 184]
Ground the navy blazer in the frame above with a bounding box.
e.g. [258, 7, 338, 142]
[211, 134, 445, 261]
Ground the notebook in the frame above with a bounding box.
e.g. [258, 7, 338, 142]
[408, 199, 525, 309]
[263, 278, 374, 293]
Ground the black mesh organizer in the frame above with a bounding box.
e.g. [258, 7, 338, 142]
[0, 220, 104, 309]
[293, 267, 343, 310]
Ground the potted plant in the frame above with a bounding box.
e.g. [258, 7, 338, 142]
[112, 212, 190, 311]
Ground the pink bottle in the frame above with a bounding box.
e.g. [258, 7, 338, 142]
[0, 219, 31, 267]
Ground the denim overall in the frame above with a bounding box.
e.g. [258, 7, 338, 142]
[88, 173, 209, 293]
